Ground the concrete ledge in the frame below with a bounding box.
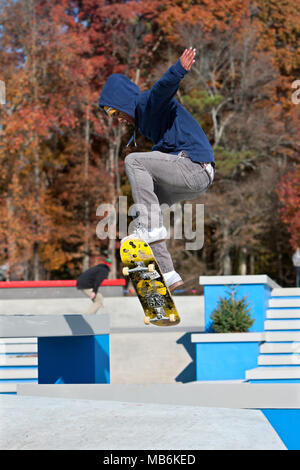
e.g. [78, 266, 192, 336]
[191, 333, 265, 343]
[199, 275, 280, 289]
[0, 286, 123, 299]
[0, 279, 125, 299]
[0, 314, 110, 338]
[17, 382, 300, 409]
[0, 298, 98, 315]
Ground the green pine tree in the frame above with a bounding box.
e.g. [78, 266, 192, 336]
[210, 286, 254, 333]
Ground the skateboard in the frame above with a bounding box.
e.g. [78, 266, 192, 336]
[120, 237, 180, 326]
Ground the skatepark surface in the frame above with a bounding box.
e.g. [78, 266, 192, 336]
[0, 394, 286, 450]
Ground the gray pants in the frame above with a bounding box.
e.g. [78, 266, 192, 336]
[82, 289, 104, 314]
[124, 150, 213, 273]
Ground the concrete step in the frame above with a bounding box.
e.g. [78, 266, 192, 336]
[266, 309, 300, 319]
[0, 368, 38, 379]
[271, 288, 300, 297]
[0, 381, 38, 394]
[0, 343, 37, 354]
[264, 319, 300, 330]
[0, 355, 37, 366]
[258, 355, 300, 366]
[260, 343, 300, 354]
[264, 331, 300, 342]
[246, 367, 300, 380]
[269, 298, 300, 308]
[0, 382, 18, 393]
[0, 338, 37, 344]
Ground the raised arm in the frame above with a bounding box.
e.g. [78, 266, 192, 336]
[149, 48, 196, 112]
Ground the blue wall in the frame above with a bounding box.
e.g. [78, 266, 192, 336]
[38, 335, 110, 384]
[195, 342, 260, 381]
[262, 409, 300, 450]
[204, 284, 272, 332]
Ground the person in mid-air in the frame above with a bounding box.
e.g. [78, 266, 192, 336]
[76, 258, 112, 314]
[99, 47, 215, 292]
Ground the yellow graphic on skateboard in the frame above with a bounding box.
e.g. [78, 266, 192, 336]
[121, 237, 180, 326]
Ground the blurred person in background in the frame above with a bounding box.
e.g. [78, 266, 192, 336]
[76, 258, 112, 314]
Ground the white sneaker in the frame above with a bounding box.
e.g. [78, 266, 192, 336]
[122, 223, 168, 245]
[163, 270, 184, 292]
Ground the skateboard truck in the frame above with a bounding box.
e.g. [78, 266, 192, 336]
[144, 292, 176, 324]
[122, 262, 155, 277]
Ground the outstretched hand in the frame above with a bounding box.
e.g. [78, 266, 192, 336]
[90, 292, 96, 301]
[180, 47, 196, 71]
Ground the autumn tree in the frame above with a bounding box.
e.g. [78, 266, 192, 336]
[0, 0, 111, 279]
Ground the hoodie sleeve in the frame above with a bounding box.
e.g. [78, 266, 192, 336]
[149, 59, 188, 112]
[92, 266, 109, 295]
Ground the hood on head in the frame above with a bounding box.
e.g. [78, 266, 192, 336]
[99, 74, 140, 119]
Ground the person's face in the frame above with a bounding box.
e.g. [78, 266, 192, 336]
[114, 110, 135, 125]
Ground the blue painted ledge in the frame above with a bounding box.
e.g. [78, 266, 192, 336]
[199, 275, 280, 332]
[191, 333, 265, 381]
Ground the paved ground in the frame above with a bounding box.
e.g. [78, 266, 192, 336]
[0, 395, 285, 450]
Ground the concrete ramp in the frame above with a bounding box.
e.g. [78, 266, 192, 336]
[0, 395, 285, 450]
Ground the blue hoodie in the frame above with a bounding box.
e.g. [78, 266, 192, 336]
[99, 59, 215, 165]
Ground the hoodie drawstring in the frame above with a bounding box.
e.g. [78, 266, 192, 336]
[126, 127, 137, 148]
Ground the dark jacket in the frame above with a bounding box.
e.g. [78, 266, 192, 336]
[99, 59, 215, 165]
[76, 264, 110, 295]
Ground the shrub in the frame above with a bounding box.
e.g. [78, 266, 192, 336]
[210, 285, 254, 333]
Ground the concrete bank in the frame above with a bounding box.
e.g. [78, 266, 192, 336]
[0, 395, 286, 450]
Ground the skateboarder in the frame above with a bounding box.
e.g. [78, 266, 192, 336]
[76, 258, 112, 314]
[99, 47, 215, 291]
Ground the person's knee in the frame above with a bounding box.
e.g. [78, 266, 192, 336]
[124, 152, 143, 170]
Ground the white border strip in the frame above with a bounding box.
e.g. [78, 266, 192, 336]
[191, 333, 265, 343]
[199, 275, 280, 289]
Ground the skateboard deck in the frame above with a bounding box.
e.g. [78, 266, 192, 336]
[121, 237, 180, 326]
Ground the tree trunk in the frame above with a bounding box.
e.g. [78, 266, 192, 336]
[31, 0, 40, 281]
[108, 144, 117, 278]
[83, 104, 90, 271]
[33, 242, 39, 281]
[222, 222, 231, 275]
[239, 247, 247, 275]
[250, 253, 255, 274]
[107, 124, 123, 279]
[6, 196, 16, 281]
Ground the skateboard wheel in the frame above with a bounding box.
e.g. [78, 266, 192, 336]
[122, 267, 129, 276]
[144, 316, 150, 325]
[148, 263, 155, 272]
[169, 314, 176, 322]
